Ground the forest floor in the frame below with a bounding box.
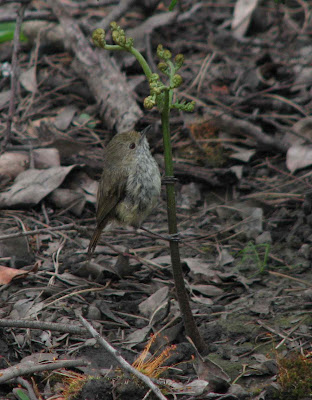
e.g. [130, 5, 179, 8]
[0, 1, 312, 399]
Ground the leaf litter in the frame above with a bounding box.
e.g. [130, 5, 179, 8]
[1, 0, 312, 399]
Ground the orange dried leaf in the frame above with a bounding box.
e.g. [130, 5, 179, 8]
[211, 84, 229, 94]
[0, 265, 29, 285]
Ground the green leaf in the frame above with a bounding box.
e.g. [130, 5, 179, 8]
[0, 22, 27, 44]
[169, 0, 178, 11]
[14, 389, 31, 400]
[74, 113, 97, 129]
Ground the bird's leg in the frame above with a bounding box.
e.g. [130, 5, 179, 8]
[139, 226, 181, 242]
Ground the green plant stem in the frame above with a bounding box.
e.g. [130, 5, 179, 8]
[104, 44, 153, 79]
[128, 47, 153, 78]
[161, 90, 206, 354]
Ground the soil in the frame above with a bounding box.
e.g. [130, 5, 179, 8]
[0, 1, 312, 399]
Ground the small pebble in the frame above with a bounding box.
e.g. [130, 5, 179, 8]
[256, 231, 272, 245]
[298, 244, 310, 259]
[228, 383, 249, 399]
[87, 305, 101, 320]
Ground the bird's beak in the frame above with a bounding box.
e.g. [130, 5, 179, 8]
[140, 125, 152, 143]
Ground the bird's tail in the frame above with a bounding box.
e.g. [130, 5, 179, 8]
[87, 227, 102, 258]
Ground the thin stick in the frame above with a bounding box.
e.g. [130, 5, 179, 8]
[79, 315, 168, 400]
[0, 0, 31, 4]
[42, 284, 110, 312]
[0, 223, 75, 240]
[0, 359, 89, 384]
[1, 1, 29, 153]
[0, 318, 89, 335]
[269, 270, 312, 287]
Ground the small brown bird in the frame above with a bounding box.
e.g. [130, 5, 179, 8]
[88, 127, 161, 256]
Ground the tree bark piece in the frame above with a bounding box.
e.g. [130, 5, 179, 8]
[47, 0, 142, 132]
[95, 0, 136, 31]
[213, 114, 288, 153]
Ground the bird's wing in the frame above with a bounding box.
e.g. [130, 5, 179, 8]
[95, 168, 128, 227]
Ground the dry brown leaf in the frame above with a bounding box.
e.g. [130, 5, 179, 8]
[190, 340, 231, 390]
[0, 165, 75, 208]
[0, 90, 10, 108]
[19, 66, 37, 93]
[139, 287, 169, 318]
[0, 152, 29, 180]
[286, 144, 312, 173]
[125, 326, 151, 348]
[68, 171, 98, 204]
[184, 258, 220, 283]
[34, 148, 61, 168]
[54, 105, 78, 131]
[190, 284, 224, 297]
[0, 149, 60, 183]
[49, 188, 86, 216]
[0, 265, 29, 285]
[163, 379, 209, 395]
[232, 0, 259, 38]
[283, 117, 312, 146]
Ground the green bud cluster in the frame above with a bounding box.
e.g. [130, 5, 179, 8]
[157, 44, 172, 61]
[110, 21, 118, 30]
[150, 73, 160, 82]
[174, 54, 184, 69]
[144, 95, 156, 110]
[92, 23, 195, 113]
[149, 74, 165, 96]
[172, 100, 195, 112]
[171, 74, 183, 88]
[184, 101, 195, 112]
[92, 28, 106, 48]
[143, 73, 168, 110]
[156, 46, 184, 85]
[157, 62, 169, 75]
[110, 21, 133, 50]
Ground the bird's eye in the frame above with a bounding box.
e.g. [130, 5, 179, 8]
[129, 142, 136, 149]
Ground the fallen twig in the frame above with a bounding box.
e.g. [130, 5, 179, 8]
[0, 10, 54, 23]
[0, 318, 88, 335]
[1, 1, 29, 153]
[269, 270, 312, 287]
[0, 223, 75, 241]
[79, 315, 168, 400]
[0, 359, 89, 384]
